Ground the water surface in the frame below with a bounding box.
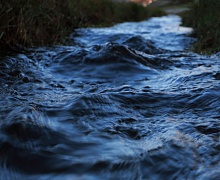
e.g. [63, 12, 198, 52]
[0, 15, 220, 180]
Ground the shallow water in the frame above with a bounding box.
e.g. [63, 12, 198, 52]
[0, 15, 220, 180]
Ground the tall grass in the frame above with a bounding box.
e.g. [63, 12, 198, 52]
[0, 0, 165, 49]
[182, 0, 220, 54]
[0, 0, 76, 48]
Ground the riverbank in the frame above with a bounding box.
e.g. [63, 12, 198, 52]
[0, 0, 164, 50]
[150, 0, 220, 54]
[148, 0, 191, 14]
[181, 0, 220, 54]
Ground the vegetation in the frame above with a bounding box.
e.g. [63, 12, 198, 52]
[0, 0, 165, 49]
[181, 0, 220, 54]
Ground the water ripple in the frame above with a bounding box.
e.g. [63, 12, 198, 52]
[0, 15, 220, 179]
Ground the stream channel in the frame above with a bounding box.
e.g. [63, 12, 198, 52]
[0, 15, 220, 179]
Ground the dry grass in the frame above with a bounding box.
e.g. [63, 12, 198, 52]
[181, 0, 220, 54]
[0, 0, 165, 49]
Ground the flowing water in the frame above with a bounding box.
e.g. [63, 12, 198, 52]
[0, 15, 220, 180]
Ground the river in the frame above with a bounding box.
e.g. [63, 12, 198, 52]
[0, 15, 220, 180]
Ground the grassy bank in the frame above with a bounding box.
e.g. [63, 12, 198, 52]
[0, 0, 164, 49]
[181, 0, 220, 54]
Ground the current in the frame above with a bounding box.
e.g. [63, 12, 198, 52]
[0, 15, 220, 180]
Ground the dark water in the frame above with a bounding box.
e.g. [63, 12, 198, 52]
[0, 15, 220, 180]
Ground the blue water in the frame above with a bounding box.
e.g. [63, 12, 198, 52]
[0, 15, 220, 180]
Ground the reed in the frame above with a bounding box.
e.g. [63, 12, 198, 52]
[0, 0, 165, 49]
